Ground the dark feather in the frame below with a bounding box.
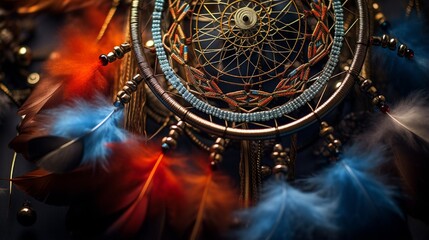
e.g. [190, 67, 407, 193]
[392, 138, 429, 224]
[12, 167, 97, 205]
[28, 136, 84, 173]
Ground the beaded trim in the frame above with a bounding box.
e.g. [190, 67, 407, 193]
[152, 0, 344, 122]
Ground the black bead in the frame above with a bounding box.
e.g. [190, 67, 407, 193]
[17, 203, 37, 227]
[388, 38, 397, 50]
[397, 44, 407, 57]
[132, 74, 144, 84]
[405, 49, 414, 59]
[371, 36, 382, 46]
[381, 34, 389, 48]
[99, 54, 109, 66]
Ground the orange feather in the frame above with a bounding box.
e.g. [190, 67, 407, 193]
[173, 157, 240, 240]
[11, 6, 125, 156]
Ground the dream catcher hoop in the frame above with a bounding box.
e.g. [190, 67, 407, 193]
[130, 0, 369, 139]
[5, 0, 429, 239]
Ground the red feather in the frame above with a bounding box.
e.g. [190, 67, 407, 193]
[12, 139, 238, 238]
[101, 141, 186, 237]
[12, 139, 188, 237]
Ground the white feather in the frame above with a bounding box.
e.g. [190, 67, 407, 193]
[361, 92, 429, 149]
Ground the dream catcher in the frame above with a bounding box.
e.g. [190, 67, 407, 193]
[3, 0, 429, 239]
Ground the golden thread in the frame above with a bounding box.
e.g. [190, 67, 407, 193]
[96, 0, 120, 42]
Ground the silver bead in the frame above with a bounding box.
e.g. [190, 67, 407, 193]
[381, 34, 389, 48]
[113, 46, 124, 59]
[360, 79, 373, 91]
[272, 164, 288, 175]
[126, 81, 137, 92]
[388, 38, 397, 50]
[397, 44, 407, 57]
[107, 52, 117, 62]
[132, 74, 144, 84]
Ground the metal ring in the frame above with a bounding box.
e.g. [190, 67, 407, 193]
[130, 0, 369, 140]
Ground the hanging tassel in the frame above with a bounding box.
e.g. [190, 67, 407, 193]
[174, 161, 239, 240]
[305, 146, 403, 238]
[26, 96, 128, 172]
[234, 179, 336, 240]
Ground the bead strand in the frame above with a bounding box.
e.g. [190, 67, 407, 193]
[371, 35, 414, 59]
[115, 74, 144, 105]
[271, 143, 289, 177]
[356, 75, 390, 113]
[209, 138, 226, 170]
[161, 120, 186, 151]
[319, 122, 342, 162]
[99, 42, 132, 66]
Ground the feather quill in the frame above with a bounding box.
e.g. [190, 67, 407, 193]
[101, 140, 186, 238]
[176, 163, 239, 240]
[305, 146, 402, 238]
[362, 92, 429, 148]
[37, 96, 128, 169]
[28, 136, 84, 173]
[235, 179, 336, 240]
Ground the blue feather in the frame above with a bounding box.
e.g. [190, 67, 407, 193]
[46, 96, 128, 166]
[305, 146, 403, 236]
[234, 179, 336, 240]
[373, 17, 429, 94]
